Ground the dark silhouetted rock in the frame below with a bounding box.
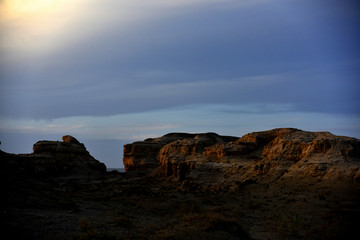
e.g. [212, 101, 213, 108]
[123, 141, 165, 171]
[2, 135, 106, 178]
[33, 136, 106, 175]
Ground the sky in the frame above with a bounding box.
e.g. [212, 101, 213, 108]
[0, 0, 359, 168]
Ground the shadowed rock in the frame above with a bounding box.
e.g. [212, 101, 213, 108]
[2, 135, 106, 178]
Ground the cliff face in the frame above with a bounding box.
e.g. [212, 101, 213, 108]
[123, 132, 237, 171]
[123, 128, 360, 190]
[123, 141, 164, 171]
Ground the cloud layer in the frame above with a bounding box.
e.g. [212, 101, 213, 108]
[1, 0, 359, 120]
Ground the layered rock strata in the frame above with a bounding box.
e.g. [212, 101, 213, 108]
[123, 128, 360, 190]
[123, 132, 237, 171]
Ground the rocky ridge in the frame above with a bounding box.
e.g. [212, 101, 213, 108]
[2, 129, 360, 240]
[122, 128, 360, 239]
[124, 128, 360, 191]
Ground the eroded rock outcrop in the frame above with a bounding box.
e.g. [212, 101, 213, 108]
[201, 129, 359, 191]
[123, 141, 165, 171]
[124, 128, 360, 191]
[2, 135, 106, 178]
[2, 129, 360, 240]
[123, 132, 237, 172]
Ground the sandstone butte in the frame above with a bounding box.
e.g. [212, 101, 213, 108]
[1, 128, 360, 240]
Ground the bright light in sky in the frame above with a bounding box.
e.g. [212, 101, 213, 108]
[0, 0, 359, 168]
[0, 0, 81, 54]
[2, 0, 58, 14]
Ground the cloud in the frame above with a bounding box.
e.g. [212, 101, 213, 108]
[0, 0, 270, 55]
[1, 66, 359, 120]
[2, 104, 360, 141]
[0, 0, 359, 120]
[0, 114, 179, 141]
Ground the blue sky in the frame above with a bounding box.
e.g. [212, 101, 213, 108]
[1, 0, 359, 168]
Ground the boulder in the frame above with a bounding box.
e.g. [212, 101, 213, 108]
[62, 135, 81, 145]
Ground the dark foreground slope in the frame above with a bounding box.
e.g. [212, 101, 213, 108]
[1, 129, 360, 240]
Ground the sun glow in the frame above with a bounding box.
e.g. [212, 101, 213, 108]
[2, 0, 57, 14]
[0, 0, 83, 53]
[0, 0, 79, 26]
[0, 0, 69, 19]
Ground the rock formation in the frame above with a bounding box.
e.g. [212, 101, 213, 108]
[123, 132, 237, 171]
[1, 135, 106, 178]
[2, 129, 360, 240]
[124, 128, 360, 190]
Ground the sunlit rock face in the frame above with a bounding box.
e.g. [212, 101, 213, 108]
[123, 132, 238, 173]
[124, 128, 360, 190]
[157, 133, 238, 181]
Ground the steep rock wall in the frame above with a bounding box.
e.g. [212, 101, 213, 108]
[123, 132, 237, 172]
